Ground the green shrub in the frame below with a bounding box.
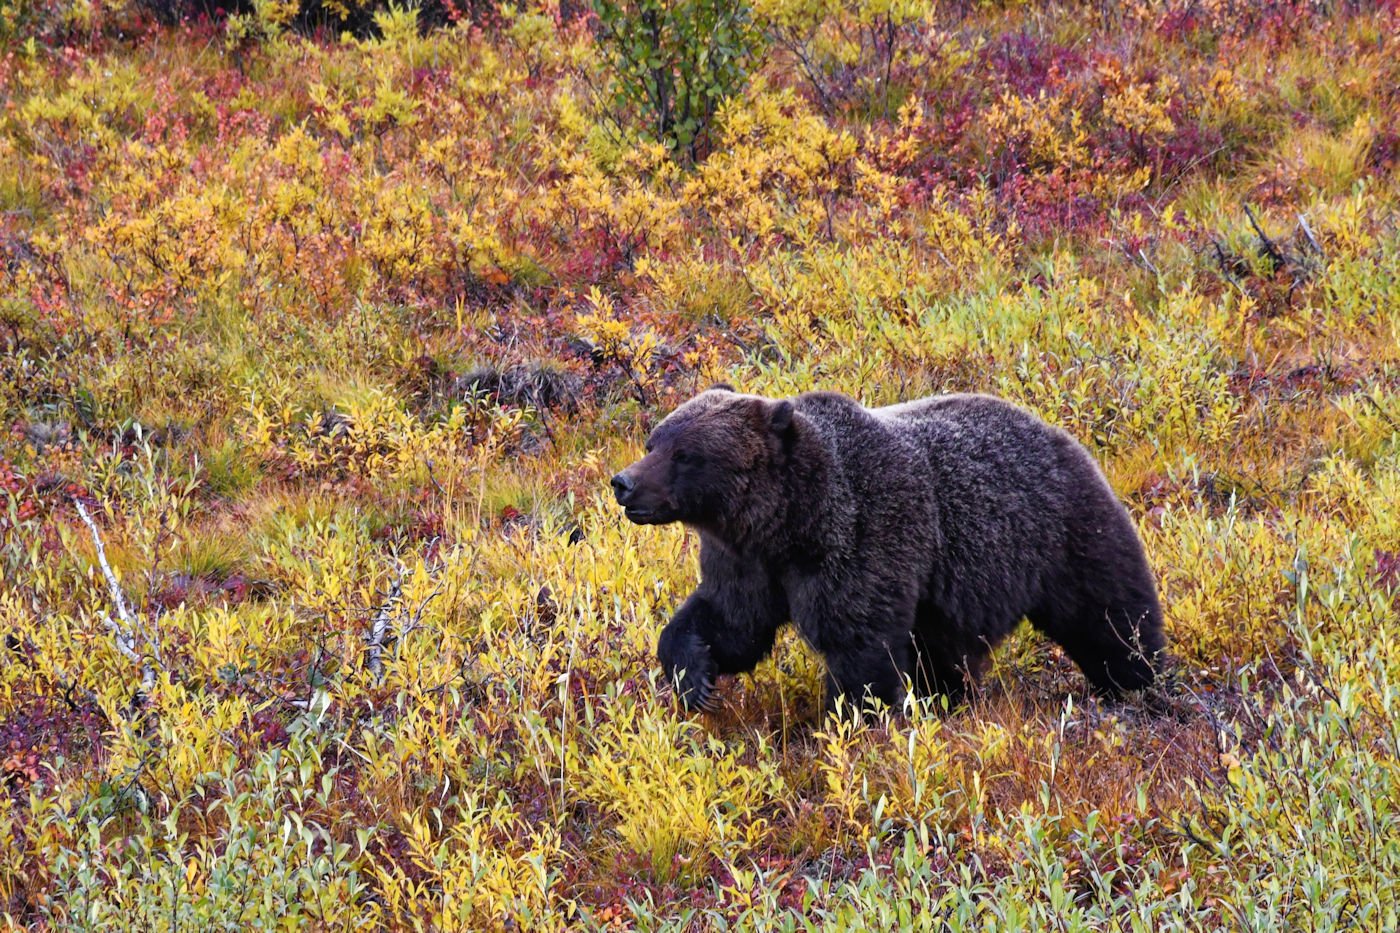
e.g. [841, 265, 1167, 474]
[592, 0, 765, 161]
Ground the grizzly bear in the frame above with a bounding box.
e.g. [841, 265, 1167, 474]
[611, 387, 1165, 714]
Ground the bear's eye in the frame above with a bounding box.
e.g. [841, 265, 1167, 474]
[672, 449, 703, 466]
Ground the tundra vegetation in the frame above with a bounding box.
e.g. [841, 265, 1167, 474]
[0, 0, 1398, 927]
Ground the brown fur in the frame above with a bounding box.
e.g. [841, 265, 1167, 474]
[612, 387, 1165, 713]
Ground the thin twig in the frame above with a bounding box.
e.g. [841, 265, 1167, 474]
[1210, 239, 1245, 292]
[404, 576, 448, 641]
[422, 458, 448, 498]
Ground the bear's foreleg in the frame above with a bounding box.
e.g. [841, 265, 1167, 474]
[657, 597, 720, 711]
[658, 591, 780, 711]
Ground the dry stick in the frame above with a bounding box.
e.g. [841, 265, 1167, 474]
[1127, 245, 1162, 280]
[365, 576, 403, 682]
[1243, 204, 1289, 272]
[1296, 213, 1324, 257]
[1210, 239, 1245, 292]
[73, 498, 163, 699]
[1295, 212, 1327, 279]
[73, 500, 136, 625]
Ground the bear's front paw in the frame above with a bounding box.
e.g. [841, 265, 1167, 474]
[657, 624, 719, 713]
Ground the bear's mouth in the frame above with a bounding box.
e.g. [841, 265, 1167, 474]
[624, 506, 671, 525]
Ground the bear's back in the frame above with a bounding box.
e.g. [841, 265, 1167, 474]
[877, 393, 1108, 606]
[791, 391, 1074, 482]
[789, 390, 1114, 538]
[873, 393, 1084, 479]
[874, 392, 1033, 431]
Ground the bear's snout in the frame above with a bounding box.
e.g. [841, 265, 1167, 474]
[611, 461, 675, 525]
[610, 472, 636, 504]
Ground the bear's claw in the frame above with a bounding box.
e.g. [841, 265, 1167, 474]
[694, 678, 722, 713]
[658, 621, 719, 712]
[672, 671, 719, 712]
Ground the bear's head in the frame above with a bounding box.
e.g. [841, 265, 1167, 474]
[611, 386, 796, 535]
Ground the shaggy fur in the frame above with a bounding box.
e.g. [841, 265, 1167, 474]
[611, 387, 1165, 713]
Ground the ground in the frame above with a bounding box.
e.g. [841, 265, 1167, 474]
[0, 0, 1398, 928]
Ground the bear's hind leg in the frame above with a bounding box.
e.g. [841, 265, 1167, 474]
[1029, 592, 1163, 698]
[1039, 489, 1167, 697]
[911, 635, 990, 708]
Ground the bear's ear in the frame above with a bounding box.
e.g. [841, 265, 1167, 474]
[769, 399, 795, 435]
[708, 382, 735, 393]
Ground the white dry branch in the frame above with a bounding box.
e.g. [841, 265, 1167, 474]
[73, 498, 164, 699]
[363, 546, 450, 683]
[1297, 212, 1324, 257]
[365, 576, 403, 682]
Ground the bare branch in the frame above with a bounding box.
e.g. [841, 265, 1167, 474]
[1244, 204, 1288, 273]
[103, 615, 156, 696]
[1297, 212, 1324, 257]
[365, 577, 403, 682]
[1209, 238, 1245, 292]
[73, 498, 138, 630]
[73, 497, 163, 700]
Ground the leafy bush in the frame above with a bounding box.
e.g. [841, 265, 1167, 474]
[592, 0, 766, 161]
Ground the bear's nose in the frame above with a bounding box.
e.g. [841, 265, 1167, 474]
[610, 473, 636, 504]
